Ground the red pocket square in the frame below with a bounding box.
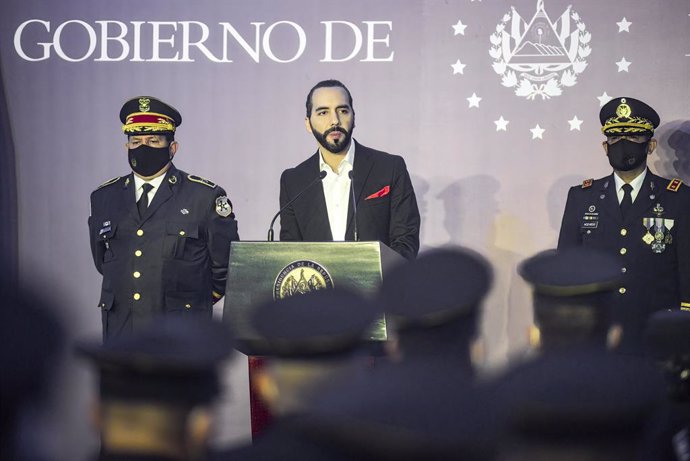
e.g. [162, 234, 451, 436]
[365, 185, 390, 200]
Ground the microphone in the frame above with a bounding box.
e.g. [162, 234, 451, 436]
[268, 170, 327, 241]
[349, 170, 359, 242]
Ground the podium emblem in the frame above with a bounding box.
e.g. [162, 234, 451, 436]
[273, 260, 334, 300]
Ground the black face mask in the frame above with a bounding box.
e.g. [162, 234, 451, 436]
[128, 145, 171, 177]
[606, 139, 649, 171]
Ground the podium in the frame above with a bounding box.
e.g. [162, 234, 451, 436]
[222, 241, 404, 435]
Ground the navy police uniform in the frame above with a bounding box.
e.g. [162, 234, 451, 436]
[88, 97, 239, 339]
[558, 97, 690, 354]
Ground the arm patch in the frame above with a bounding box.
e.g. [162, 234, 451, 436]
[187, 174, 217, 188]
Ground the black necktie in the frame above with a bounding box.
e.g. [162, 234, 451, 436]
[138, 183, 153, 217]
[620, 183, 633, 218]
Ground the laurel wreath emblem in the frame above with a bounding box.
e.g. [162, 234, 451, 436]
[489, 9, 591, 100]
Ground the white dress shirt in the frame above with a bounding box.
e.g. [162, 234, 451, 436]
[319, 142, 355, 241]
[133, 172, 166, 205]
[613, 168, 647, 204]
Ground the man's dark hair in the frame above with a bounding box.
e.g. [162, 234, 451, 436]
[305, 80, 354, 117]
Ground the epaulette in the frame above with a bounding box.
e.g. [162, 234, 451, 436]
[667, 178, 682, 192]
[581, 178, 593, 189]
[96, 176, 121, 190]
[187, 175, 217, 188]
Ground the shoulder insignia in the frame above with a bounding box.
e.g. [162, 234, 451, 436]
[96, 176, 121, 190]
[581, 178, 593, 189]
[667, 178, 682, 192]
[187, 174, 217, 188]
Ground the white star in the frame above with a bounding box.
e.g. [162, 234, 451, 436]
[452, 20, 467, 36]
[451, 59, 467, 75]
[597, 92, 612, 107]
[494, 116, 509, 131]
[467, 93, 482, 108]
[530, 124, 545, 139]
[616, 57, 631, 72]
[616, 17, 632, 32]
[568, 116, 583, 131]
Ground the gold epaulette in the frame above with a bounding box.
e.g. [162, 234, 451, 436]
[96, 176, 121, 190]
[667, 178, 683, 192]
[187, 174, 217, 188]
[681, 302, 690, 311]
[581, 178, 593, 189]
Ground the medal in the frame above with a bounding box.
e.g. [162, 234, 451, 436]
[651, 217, 666, 253]
[664, 219, 674, 244]
[642, 218, 654, 245]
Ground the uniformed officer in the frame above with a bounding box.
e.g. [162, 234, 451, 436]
[76, 316, 236, 461]
[89, 96, 239, 339]
[378, 246, 492, 371]
[518, 247, 623, 353]
[557, 97, 690, 354]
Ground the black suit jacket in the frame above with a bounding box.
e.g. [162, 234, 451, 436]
[88, 165, 239, 339]
[279, 141, 420, 259]
[557, 170, 690, 354]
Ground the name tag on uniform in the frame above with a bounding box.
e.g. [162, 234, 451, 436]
[99, 226, 112, 235]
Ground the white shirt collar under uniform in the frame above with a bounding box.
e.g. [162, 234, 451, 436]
[319, 141, 356, 241]
[613, 168, 647, 204]
[133, 171, 166, 203]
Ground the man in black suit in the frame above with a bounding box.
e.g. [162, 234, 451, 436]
[279, 80, 420, 259]
[557, 97, 690, 354]
[88, 96, 239, 339]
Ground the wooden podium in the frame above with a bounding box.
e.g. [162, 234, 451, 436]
[222, 241, 404, 435]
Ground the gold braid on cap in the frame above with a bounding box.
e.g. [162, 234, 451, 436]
[601, 116, 654, 135]
[122, 112, 176, 134]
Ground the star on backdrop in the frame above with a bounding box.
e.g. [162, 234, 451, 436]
[452, 19, 467, 35]
[530, 124, 545, 139]
[451, 59, 467, 74]
[568, 116, 583, 131]
[616, 57, 631, 72]
[597, 92, 612, 107]
[494, 116, 509, 131]
[616, 17, 632, 32]
[467, 93, 482, 108]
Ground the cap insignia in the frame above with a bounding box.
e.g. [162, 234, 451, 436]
[615, 102, 632, 118]
[138, 97, 151, 112]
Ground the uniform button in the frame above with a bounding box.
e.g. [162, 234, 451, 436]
[619, 287, 626, 294]
[621, 267, 627, 273]
[620, 248, 627, 255]
[586, 230, 592, 234]
[179, 230, 186, 236]
[99, 303, 105, 308]
[133, 271, 141, 279]
[135, 250, 142, 257]
[620, 228, 627, 236]
[136, 229, 144, 236]
[185, 303, 192, 309]
[133, 293, 141, 300]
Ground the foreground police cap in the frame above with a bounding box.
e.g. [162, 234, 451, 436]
[245, 289, 378, 358]
[600, 96, 660, 136]
[120, 96, 182, 135]
[380, 247, 492, 328]
[519, 247, 621, 296]
[77, 316, 234, 404]
[500, 352, 664, 441]
[645, 310, 690, 360]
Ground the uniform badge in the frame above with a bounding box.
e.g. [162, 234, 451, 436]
[581, 179, 593, 189]
[168, 175, 177, 185]
[581, 205, 599, 229]
[667, 178, 683, 192]
[180, 208, 189, 215]
[215, 196, 232, 217]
